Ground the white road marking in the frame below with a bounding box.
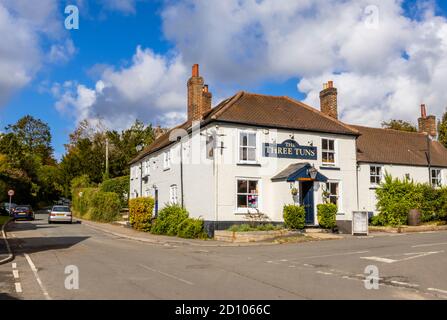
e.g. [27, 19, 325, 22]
[361, 256, 397, 264]
[316, 271, 333, 275]
[412, 242, 447, 248]
[427, 288, 447, 295]
[24, 253, 51, 300]
[297, 250, 369, 260]
[12, 269, 19, 279]
[12, 263, 16, 269]
[139, 264, 194, 286]
[390, 281, 419, 288]
[400, 251, 443, 262]
[14, 282, 22, 293]
[361, 251, 443, 264]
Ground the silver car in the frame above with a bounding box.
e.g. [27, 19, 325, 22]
[48, 205, 72, 224]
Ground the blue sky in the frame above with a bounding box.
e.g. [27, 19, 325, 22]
[1, 0, 447, 160]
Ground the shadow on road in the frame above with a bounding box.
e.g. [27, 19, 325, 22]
[8, 236, 90, 254]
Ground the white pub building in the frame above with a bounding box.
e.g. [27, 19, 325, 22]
[130, 65, 447, 234]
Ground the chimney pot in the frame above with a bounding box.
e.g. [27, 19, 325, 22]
[203, 84, 209, 93]
[328, 80, 333, 88]
[421, 104, 427, 118]
[192, 64, 199, 77]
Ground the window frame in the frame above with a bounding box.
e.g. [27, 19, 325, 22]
[324, 181, 340, 208]
[238, 130, 258, 164]
[369, 165, 382, 186]
[431, 168, 442, 188]
[235, 178, 260, 213]
[163, 150, 171, 170]
[169, 185, 178, 204]
[321, 138, 336, 166]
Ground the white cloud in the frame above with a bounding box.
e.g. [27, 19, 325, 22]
[0, 0, 74, 106]
[53, 47, 188, 129]
[161, 0, 447, 126]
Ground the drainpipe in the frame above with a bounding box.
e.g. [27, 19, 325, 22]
[178, 137, 184, 208]
[356, 164, 360, 210]
[427, 134, 432, 186]
[214, 126, 219, 235]
[139, 162, 143, 197]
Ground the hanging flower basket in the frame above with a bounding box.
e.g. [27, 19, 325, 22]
[291, 187, 298, 196]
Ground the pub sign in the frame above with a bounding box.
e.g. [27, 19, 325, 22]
[263, 139, 317, 160]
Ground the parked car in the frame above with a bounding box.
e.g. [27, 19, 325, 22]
[12, 205, 35, 221]
[48, 206, 72, 224]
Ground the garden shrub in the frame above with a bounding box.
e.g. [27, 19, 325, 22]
[283, 205, 305, 230]
[317, 203, 337, 229]
[71, 187, 98, 218]
[100, 176, 130, 208]
[129, 197, 155, 232]
[375, 174, 447, 226]
[89, 191, 121, 222]
[177, 218, 206, 239]
[151, 204, 189, 236]
[375, 174, 419, 226]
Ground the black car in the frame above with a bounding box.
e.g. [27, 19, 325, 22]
[12, 205, 35, 221]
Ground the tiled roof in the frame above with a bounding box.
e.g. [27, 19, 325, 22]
[130, 91, 360, 164]
[352, 125, 447, 167]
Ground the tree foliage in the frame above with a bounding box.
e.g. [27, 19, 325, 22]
[438, 111, 447, 148]
[381, 119, 417, 132]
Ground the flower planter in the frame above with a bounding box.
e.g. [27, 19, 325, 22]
[214, 229, 301, 243]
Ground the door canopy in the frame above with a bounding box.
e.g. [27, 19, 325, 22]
[271, 162, 329, 182]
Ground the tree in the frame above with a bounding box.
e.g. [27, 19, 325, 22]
[438, 111, 447, 148]
[381, 120, 417, 132]
[5, 115, 55, 165]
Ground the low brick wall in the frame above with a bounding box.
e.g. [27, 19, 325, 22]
[369, 224, 447, 233]
[214, 229, 301, 243]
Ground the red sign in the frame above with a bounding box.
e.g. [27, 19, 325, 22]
[8, 190, 14, 196]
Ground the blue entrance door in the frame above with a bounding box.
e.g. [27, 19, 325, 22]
[300, 181, 314, 225]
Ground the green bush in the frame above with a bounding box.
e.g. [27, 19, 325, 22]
[375, 174, 447, 226]
[317, 203, 337, 229]
[177, 218, 206, 239]
[283, 205, 305, 230]
[129, 197, 154, 231]
[375, 174, 420, 226]
[70, 175, 92, 195]
[89, 191, 121, 222]
[71, 187, 98, 218]
[151, 204, 189, 236]
[100, 176, 130, 208]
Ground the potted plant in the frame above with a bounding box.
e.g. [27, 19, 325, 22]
[291, 187, 298, 196]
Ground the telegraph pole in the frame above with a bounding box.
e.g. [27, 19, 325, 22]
[105, 137, 109, 179]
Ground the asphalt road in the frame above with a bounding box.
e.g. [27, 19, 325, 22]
[1, 213, 447, 300]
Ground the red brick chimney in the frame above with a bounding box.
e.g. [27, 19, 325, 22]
[320, 81, 338, 119]
[187, 64, 212, 122]
[418, 104, 437, 138]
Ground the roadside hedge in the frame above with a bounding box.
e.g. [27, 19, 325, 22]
[374, 174, 447, 226]
[317, 203, 337, 229]
[283, 205, 305, 230]
[72, 187, 98, 218]
[72, 187, 121, 222]
[100, 176, 130, 208]
[151, 204, 189, 236]
[89, 192, 121, 222]
[129, 197, 154, 231]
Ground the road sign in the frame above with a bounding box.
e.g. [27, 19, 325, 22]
[8, 190, 14, 196]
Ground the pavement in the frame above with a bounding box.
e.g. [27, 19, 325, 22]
[1, 213, 447, 300]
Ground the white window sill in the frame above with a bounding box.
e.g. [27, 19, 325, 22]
[163, 167, 171, 171]
[234, 208, 259, 215]
[237, 162, 261, 167]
